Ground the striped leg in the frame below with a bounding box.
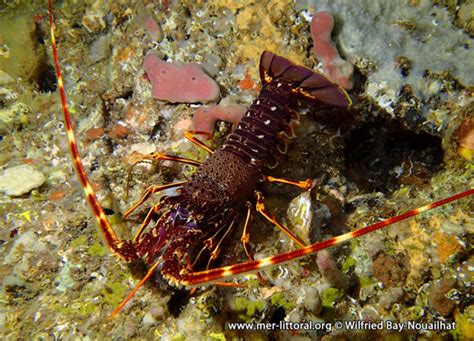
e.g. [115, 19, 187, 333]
[240, 203, 267, 284]
[205, 220, 236, 269]
[191, 224, 229, 269]
[143, 152, 202, 166]
[123, 181, 187, 218]
[255, 191, 307, 248]
[132, 204, 161, 242]
[69, 185, 474, 317]
[126, 153, 201, 198]
[108, 259, 161, 319]
[205, 220, 246, 288]
[184, 130, 214, 154]
[264, 175, 313, 190]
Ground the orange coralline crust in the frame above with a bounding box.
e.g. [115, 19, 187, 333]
[85, 127, 105, 140]
[433, 232, 462, 263]
[239, 70, 256, 90]
[108, 124, 129, 139]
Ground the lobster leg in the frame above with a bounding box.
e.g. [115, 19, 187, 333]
[108, 259, 161, 319]
[264, 175, 313, 190]
[191, 223, 230, 268]
[206, 220, 236, 269]
[205, 220, 248, 288]
[181, 189, 474, 286]
[113, 218, 242, 319]
[126, 153, 201, 198]
[255, 191, 307, 248]
[240, 203, 267, 284]
[123, 180, 187, 218]
[184, 130, 214, 154]
[144, 152, 202, 166]
[132, 204, 161, 242]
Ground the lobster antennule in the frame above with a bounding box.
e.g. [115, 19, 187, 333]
[259, 50, 351, 107]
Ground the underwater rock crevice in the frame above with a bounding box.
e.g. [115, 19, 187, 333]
[343, 117, 444, 194]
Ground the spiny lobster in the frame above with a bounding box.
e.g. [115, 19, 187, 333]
[48, 1, 473, 318]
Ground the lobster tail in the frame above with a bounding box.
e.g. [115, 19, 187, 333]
[259, 51, 351, 107]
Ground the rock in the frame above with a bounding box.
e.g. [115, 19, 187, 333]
[371, 253, 409, 287]
[90, 35, 111, 63]
[380, 287, 404, 310]
[0, 15, 43, 81]
[309, 0, 474, 111]
[303, 287, 323, 314]
[428, 277, 456, 316]
[0, 164, 46, 196]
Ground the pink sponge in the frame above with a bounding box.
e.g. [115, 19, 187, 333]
[192, 104, 247, 139]
[311, 11, 353, 90]
[144, 53, 220, 103]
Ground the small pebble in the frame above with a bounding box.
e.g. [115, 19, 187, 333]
[371, 253, 409, 287]
[150, 306, 165, 320]
[380, 287, 404, 310]
[0, 164, 46, 196]
[142, 311, 156, 326]
[130, 142, 156, 155]
[428, 277, 456, 316]
[0, 69, 14, 85]
[303, 287, 322, 314]
[89, 35, 111, 63]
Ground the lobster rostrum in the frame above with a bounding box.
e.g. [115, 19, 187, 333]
[48, 1, 473, 318]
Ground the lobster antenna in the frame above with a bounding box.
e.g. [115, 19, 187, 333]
[182, 189, 473, 286]
[49, 0, 127, 257]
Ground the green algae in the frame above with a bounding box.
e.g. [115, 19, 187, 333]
[321, 287, 344, 308]
[452, 307, 474, 340]
[341, 256, 356, 272]
[208, 332, 227, 341]
[78, 301, 97, 316]
[233, 296, 266, 321]
[359, 275, 376, 288]
[270, 292, 296, 311]
[406, 306, 425, 320]
[71, 235, 88, 248]
[101, 281, 128, 306]
[171, 333, 185, 341]
[88, 241, 107, 257]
